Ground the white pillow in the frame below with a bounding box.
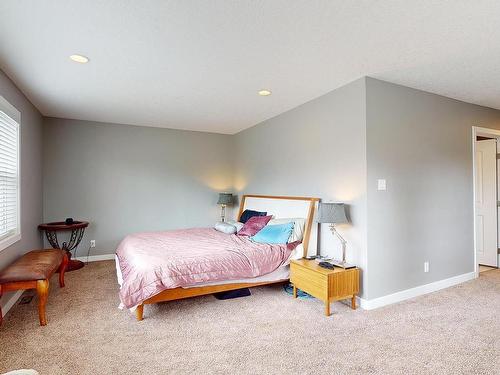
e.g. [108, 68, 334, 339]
[267, 218, 305, 243]
[214, 222, 237, 234]
[226, 220, 244, 232]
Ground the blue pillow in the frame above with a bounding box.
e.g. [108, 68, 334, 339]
[239, 209, 267, 224]
[250, 223, 294, 244]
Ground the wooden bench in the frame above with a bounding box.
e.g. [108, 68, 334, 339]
[0, 249, 68, 326]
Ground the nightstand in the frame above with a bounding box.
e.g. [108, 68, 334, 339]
[290, 259, 360, 316]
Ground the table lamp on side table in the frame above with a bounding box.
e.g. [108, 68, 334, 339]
[217, 193, 233, 222]
[317, 202, 355, 269]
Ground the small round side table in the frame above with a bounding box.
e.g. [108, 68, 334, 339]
[38, 221, 89, 272]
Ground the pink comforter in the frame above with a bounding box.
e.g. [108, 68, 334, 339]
[116, 228, 297, 308]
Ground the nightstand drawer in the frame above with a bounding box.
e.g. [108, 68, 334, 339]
[290, 263, 328, 299]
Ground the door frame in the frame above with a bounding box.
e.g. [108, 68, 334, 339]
[472, 126, 500, 277]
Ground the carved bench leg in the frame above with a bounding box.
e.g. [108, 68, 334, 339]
[59, 252, 69, 288]
[36, 279, 49, 326]
[135, 303, 144, 321]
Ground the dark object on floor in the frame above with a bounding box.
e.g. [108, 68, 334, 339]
[19, 295, 34, 305]
[283, 283, 313, 299]
[319, 261, 335, 269]
[0, 249, 68, 326]
[214, 288, 251, 300]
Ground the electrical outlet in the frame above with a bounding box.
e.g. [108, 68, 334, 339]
[424, 261, 429, 273]
[377, 179, 387, 191]
[90, 240, 96, 248]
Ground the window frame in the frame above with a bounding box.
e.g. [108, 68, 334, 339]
[0, 96, 21, 252]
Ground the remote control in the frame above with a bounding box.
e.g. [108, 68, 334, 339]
[319, 261, 335, 269]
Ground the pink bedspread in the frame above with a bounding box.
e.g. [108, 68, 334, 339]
[116, 228, 297, 308]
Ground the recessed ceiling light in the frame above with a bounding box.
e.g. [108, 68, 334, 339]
[258, 89, 272, 96]
[69, 54, 89, 64]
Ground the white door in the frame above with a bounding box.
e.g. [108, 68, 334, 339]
[475, 139, 498, 267]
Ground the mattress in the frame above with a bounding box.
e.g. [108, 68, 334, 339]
[182, 263, 290, 288]
[115, 256, 289, 289]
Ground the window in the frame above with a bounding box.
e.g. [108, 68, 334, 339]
[0, 96, 20, 250]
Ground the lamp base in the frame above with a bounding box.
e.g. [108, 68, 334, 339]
[329, 259, 356, 269]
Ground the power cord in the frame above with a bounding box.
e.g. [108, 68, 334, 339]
[69, 243, 92, 265]
[85, 244, 92, 265]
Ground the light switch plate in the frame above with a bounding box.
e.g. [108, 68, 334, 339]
[377, 179, 387, 191]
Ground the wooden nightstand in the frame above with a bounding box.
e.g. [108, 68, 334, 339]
[290, 259, 360, 316]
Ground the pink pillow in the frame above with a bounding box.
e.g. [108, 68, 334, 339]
[237, 215, 272, 236]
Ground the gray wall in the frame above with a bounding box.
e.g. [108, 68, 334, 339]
[0, 70, 43, 308]
[43, 118, 233, 256]
[365, 77, 500, 299]
[234, 78, 369, 296]
[234, 76, 500, 301]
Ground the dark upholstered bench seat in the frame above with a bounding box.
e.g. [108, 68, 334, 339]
[0, 249, 68, 326]
[0, 249, 65, 283]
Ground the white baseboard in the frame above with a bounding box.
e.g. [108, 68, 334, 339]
[0, 289, 24, 318]
[74, 254, 115, 262]
[358, 271, 477, 310]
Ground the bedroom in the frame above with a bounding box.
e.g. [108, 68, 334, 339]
[0, 1, 499, 374]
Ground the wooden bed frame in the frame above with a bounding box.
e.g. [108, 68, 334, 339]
[134, 194, 320, 321]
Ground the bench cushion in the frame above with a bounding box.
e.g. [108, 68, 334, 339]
[0, 249, 64, 283]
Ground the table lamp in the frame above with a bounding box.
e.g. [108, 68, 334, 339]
[217, 193, 233, 222]
[317, 202, 354, 269]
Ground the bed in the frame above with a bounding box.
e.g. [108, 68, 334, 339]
[115, 194, 320, 320]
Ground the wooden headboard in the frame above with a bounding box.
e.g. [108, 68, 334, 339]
[237, 194, 320, 258]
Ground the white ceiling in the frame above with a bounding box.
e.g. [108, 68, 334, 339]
[1, 1, 500, 134]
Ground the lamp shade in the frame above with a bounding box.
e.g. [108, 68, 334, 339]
[217, 193, 233, 205]
[317, 202, 348, 224]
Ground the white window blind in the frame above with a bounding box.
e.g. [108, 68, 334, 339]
[0, 109, 19, 241]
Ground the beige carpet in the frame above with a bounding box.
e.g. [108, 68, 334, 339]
[0, 261, 499, 375]
[479, 265, 497, 273]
